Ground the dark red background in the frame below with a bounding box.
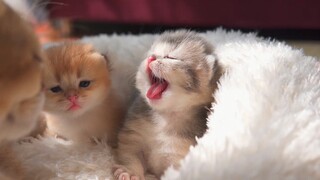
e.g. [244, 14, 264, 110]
[49, 0, 320, 29]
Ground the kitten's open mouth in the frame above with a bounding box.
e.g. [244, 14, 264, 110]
[68, 103, 81, 111]
[146, 61, 169, 100]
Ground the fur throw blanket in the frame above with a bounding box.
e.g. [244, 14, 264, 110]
[14, 29, 320, 179]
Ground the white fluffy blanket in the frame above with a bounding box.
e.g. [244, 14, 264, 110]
[14, 29, 320, 179]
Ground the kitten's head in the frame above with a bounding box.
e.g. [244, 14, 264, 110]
[0, 1, 44, 142]
[43, 42, 111, 117]
[136, 30, 219, 111]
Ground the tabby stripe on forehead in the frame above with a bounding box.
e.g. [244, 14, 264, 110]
[183, 68, 199, 92]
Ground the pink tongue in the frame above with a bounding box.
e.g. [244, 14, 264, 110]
[147, 81, 168, 99]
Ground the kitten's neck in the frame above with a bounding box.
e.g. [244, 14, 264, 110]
[156, 98, 211, 119]
[154, 103, 211, 139]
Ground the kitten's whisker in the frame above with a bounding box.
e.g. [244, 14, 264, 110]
[128, 72, 137, 81]
[163, 73, 171, 83]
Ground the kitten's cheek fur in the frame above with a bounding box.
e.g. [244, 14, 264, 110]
[150, 62, 188, 86]
[136, 71, 150, 96]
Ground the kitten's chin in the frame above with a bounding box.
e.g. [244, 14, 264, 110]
[66, 106, 87, 116]
[144, 88, 172, 110]
[45, 107, 84, 118]
[146, 97, 163, 107]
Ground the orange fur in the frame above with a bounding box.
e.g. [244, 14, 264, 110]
[0, 1, 45, 179]
[0, 143, 25, 179]
[43, 42, 125, 146]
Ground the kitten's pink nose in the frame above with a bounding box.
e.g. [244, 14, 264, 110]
[67, 95, 78, 103]
[147, 55, 156, 64]
[147, 55, 156, 71]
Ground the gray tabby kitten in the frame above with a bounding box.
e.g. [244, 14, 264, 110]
[113, 30, 222, 180]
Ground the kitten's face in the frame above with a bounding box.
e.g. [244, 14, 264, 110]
[43, 43, 110, 117]
[0, 1, 44, 142]
[136, 31, 217, 111]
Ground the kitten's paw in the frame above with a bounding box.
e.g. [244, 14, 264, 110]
[119, 172, 130, 180]
[113, 166, 127, 180]
[113, 165, 141, 180]
[131, 175, 141, 180]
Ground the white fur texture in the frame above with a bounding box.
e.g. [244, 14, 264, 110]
[13, 29, 320, 179]
[163, 36, 320, 180]
[16, 137, 114, 180]
[81, 34, 156, 107]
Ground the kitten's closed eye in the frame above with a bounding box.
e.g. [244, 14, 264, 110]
[164, 55, 176, 59]
[79, 80, 91, 88]
[50, 86, 62, 93]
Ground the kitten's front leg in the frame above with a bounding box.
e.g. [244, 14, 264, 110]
[113, 151, 145, 180]
[113, 164, 143, 180]
[113, 133, 146, 180]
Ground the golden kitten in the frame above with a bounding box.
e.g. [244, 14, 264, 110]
[113, 30, 222, 180]
[43, 42, 125, 146]
[0, 1, 45, 179]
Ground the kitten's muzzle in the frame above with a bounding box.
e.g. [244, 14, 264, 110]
[146, 55, 166, 82]
[145, 56, 169, 100]
[67, 95, 78, 103]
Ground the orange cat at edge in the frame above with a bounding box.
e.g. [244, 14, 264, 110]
[0, 1, 45, 179]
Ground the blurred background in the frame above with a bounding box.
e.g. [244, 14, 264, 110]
[4, 0, 320, 58]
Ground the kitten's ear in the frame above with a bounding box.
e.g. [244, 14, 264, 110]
[206, 54, 223, 85]
[205, 54, 217, 72]
[205, 54, 221, 84]
[101, 53, 112, 71]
